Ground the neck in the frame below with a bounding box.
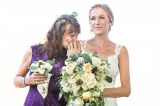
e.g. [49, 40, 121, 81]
[91, 35, 111, 47]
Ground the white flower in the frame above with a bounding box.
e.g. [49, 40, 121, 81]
[45, 62, 53, 71]
[81, 82, 88, 91]
[97, 81, 107, 92]
[74, 98, 84, 106]
[39, 68, 45, 74]
[66, 62, 77, 75]
[68, 76, 76, 84]
[91, 57, 102, 67]
[82, 91, 92, 100]
[81, 72, 89, 78]
[87, 73, 95, 79]
[76, 57, 84, 63]
[86, 79, 96, 88]
[62, 86, 72, 93]
[59, 52, 112, 106]
[92, 91, 100, 97]
[82, 63, 92, 73]
[74, 73, 80, 79]
[72, 84, 81, 94]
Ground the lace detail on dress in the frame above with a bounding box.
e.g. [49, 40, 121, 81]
[115, 44, 123, 56]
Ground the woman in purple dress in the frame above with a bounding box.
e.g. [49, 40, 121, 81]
[13, 14, 81, 106]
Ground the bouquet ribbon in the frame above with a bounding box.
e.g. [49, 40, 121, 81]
[37, 73, 52, 98]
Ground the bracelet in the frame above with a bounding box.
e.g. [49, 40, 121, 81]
[24, 77, 28, 86]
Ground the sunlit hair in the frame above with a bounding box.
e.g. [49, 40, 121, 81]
[89, 3, 114, 32]
[38, 14, 81, 60]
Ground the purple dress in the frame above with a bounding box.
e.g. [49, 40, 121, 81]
[24, 45, 67, 106]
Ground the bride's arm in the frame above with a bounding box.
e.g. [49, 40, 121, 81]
[103, 46, 131, 98]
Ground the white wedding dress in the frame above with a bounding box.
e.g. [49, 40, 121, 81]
[80, 40, 123, 106]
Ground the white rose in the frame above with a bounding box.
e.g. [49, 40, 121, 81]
[45, 62, 53, 71]
[38, 68, 45, 74]
[62, 86, 72, 93]
[86, 79, 96, 88]
[38, 60, 44, 63]
[72, 84, 81, 94]
[92, 91, 100, 97]
[40, 64, 45, 69]
[81, 82, 88, 91]
[74, 98, 84, 106]
[91, 57, 101, 67]
[87, 73, 95, 80]
[76, 57, 84, 63]
[66, 62, 77, 75]
[82, 91, 92, 100]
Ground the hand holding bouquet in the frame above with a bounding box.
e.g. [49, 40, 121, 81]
[29, 60, 54, 98]
[59, 52, 112, 106]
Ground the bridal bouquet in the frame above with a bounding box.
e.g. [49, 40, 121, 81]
[59, 52, 112, 106]
[29, 60, 54, 98]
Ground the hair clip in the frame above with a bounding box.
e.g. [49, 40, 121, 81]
[59, 19, 65, 24]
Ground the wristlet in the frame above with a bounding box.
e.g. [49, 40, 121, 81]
[24, 77, 28, 86]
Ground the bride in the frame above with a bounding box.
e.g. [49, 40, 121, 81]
[68, 3, 131, 106]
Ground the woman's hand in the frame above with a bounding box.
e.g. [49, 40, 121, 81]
[26, 73, 47, 85]
[67, 41, 81, 55]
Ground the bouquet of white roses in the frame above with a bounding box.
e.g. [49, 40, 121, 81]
[29, 60, 54, 98]
[58, 52, 112, 106]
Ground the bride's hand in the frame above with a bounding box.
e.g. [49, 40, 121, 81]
[67, 41, 81, 55]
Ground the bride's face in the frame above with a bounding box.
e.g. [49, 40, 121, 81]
[61, 24, 78, 49]
[89, 7, 111, 35]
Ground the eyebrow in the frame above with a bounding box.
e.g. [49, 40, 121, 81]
[91, 15, 105, 17]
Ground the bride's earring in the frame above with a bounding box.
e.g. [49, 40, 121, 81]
[108, 26, 111, 33]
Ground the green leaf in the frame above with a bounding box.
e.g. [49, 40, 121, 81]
[69, 54, 78, 61]
[46, 60, 54, 66]
[89, 101, 96, 106]
[77, 70, 85, 75]
[28, 66, 37, 70]
[92, 52, 99, 57]
[44, 69, 49, 76]
[106, 76, 112, 83]
[81, 53, 92, 63]
[66, 58, 71, 62]
[64, 92, 70, 101]
[71, 11, 78, 17]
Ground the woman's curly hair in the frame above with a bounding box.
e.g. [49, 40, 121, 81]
[37, 14, 81, 60]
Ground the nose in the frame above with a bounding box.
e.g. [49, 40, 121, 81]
[95, 18, 100, 24]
